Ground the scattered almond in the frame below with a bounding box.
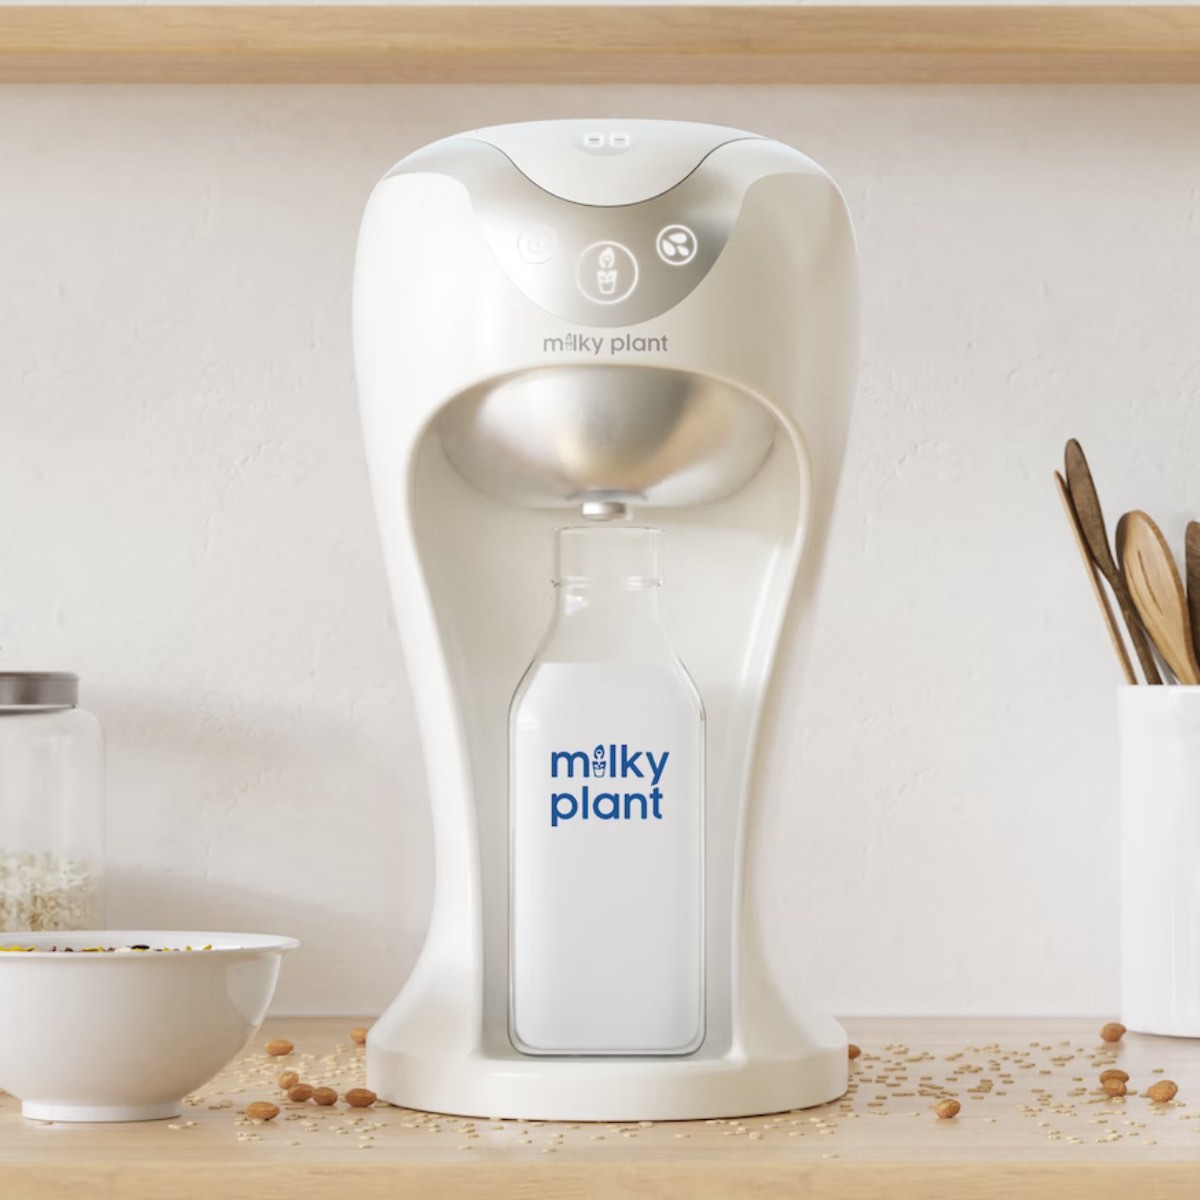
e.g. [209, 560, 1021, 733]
[277, 1070, 300, 1090]
[935, 1099, 961, 1119]
[265, 1038, 294, 1057]
[287, 1084, 314, 1103]
[847, 1044, 862, 1060]
[312, 1087, 338, 1106]
[245, 1101, 280, 1121]
[1102, 1078, 1126, 1096]
[1099, 1068, 1129, 1084]
[345, 1088, 377, 1108]
[1147, 1080, 1178, 1102]
[350, 1026, 368, 1046]
[1099, 1022, 1126, 1043]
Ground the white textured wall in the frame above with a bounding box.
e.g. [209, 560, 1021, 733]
[3, 84, 1199, 1015]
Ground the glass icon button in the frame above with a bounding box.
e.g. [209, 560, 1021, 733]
[657, 225, 698, 266]
[576, 241, 639, 305]
[517, 225, 557, 265]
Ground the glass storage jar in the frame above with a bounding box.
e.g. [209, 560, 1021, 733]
[0, 673, 103, 931]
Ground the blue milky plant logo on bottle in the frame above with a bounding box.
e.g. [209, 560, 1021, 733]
[549, 743, 669, 827]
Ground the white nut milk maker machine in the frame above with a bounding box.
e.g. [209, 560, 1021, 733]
[354, 119, 858, 1120]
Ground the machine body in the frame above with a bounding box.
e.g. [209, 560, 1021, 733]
[354, 119, 858, 1120]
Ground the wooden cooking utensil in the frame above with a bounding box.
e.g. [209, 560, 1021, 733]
[1187, 521, 1200, 659]
[1064, 440, 1162, 685]
[1054, 472, 1136, 684]
[1116, 510, 1200, 686]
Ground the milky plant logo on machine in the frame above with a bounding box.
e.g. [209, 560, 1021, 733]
[548, 742, 669, 827]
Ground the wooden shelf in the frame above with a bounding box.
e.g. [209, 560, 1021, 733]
[4, 1017, 1200, 1198]
[3, 6, 1200, 85]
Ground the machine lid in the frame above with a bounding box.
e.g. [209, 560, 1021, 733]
[0, 672, 78, 708]
[463, 119, 759, 207]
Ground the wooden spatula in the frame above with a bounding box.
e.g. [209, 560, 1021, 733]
[1054, 472, 1135, 684]
[1186, 521, 1200, 658]
[1064, 440, 1162, 684]
[1116, 510, 1200, 686]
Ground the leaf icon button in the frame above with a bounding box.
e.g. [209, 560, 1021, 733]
[656, 224, 698, 266]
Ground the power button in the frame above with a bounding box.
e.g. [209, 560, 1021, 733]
[517, 225, 557, 265]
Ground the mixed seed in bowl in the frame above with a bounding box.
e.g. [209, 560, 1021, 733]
[0, 943, 215, 953]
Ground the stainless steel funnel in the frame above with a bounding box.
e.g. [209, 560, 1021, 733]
[436, 365, 777, 513]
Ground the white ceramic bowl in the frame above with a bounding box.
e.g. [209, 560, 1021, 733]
[0, 930, 298, 1122]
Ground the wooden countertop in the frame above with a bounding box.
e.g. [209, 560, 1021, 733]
[3, 1017, 1200, 1198]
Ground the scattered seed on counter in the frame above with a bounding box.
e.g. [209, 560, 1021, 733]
[346, 1088, 377, 1108]
[265, 1039, 294, 1057]
[244, 1102, 280, 1122]
[1100, 1023, 1127, 1043]
[935, 1100, 961, 1119]
[277, 1070, 300, 1090]
[32, 1023, 1184, 1164]
[350, 1026, 369, 1046]
[1148, 1081, 1179, 1102]
[312, 1087, 338, 1106]
[287, 1085, 314, 1103]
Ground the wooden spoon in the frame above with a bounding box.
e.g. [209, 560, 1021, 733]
[1186, 521, 1200, 658]
[1116, 510, 1200, 686]
[1064, 440, 1162, 684]
[1054, 472, 1135, 684]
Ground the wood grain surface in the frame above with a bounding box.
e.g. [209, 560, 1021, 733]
[3, 6, 1200, 85]
[2, 1017, 1200, 1198]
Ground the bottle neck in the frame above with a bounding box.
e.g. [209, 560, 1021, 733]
[539, 580, 672, 663]
[556, 580, 662, 618]
[539, 525, 671, 663]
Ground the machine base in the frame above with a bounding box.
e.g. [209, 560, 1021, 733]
[367, 1041, 848, 1122]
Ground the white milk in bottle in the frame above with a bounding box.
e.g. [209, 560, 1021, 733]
[509, 525, 705, 1055]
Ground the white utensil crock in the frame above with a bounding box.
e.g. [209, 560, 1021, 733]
[1119, 686, 1200, 1036]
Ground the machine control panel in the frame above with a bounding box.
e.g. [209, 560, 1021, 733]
[387, 134, 756, 328]
[494, 205, 724, 325]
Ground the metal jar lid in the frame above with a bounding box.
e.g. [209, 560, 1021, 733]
[0, 672, 79, 708]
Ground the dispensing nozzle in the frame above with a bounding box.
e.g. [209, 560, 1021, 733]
[579, 499, 630, 522]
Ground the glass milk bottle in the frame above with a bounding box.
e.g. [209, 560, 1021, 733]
[509, 525, 704, 1056]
